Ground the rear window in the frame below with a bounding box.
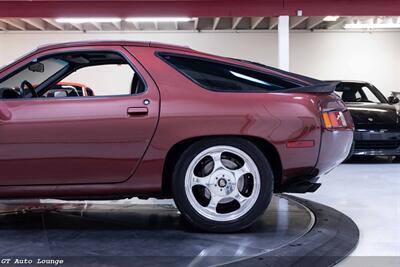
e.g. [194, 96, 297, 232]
[157, 52, 301, 92]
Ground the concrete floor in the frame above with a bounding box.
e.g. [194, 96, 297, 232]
[296, 156, 400, 265]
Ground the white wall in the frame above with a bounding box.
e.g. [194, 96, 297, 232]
[0, 30, 399, 96]
[291, 31, 400, 95]
[0, 32, 278, 66]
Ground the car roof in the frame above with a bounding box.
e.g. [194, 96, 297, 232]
[27, 40, 316, 86]
[37, 40, 193, 53]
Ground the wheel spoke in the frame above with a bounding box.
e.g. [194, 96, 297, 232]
[207, 194, 223, 212]
[210, 151, 225, 172]
[232, 188, 249, 206]
[192, 174, 209, 187]
[232, 162, 251, 179]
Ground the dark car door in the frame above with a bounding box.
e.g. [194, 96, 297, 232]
[0, 46, 159, 186]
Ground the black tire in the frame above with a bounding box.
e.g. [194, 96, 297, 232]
[172, 137, 274, 233]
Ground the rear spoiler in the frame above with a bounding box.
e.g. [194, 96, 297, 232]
[278, 81, 340, 94]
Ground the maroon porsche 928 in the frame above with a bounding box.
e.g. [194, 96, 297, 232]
[0, 41, 353, 232]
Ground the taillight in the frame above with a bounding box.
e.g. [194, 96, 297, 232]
[322, 110, 348, 129]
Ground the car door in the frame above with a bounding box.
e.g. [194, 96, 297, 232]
[0, 46, 160, 186]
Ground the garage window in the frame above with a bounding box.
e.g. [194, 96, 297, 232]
[157, 52, 301, 92]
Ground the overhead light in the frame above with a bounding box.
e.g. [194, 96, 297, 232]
[56, 18, 122, 23]
[323, 16, 340, 22]
[125, 17, 192, 23]
[344, 23, 400, 29]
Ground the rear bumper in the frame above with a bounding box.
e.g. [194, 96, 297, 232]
[281, 175, 321, 193]
[315, 129, 354, 174]
[353, 129, 400, 156]
[280, 129, 354, 193]
[278, 95, 353, 193]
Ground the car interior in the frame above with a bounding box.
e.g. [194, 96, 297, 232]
[45, 84, 85, 97]
[0, 51, 145, 99]
[336, 83, 386, 103]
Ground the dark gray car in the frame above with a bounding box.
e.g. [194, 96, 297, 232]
[334, 81, 400, 156]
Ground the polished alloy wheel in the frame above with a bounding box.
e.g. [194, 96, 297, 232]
[184, 145, 261, 222]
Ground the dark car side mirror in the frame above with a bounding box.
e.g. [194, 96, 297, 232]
[388, 96, 400, 104]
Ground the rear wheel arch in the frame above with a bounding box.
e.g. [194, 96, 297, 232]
[161, 135, 283, 197]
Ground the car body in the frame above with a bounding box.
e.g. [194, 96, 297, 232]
[0, 41, 353, 231]
[334, 81, 400, 156]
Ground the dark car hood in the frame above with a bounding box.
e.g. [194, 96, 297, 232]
[346, 102, 400, 129]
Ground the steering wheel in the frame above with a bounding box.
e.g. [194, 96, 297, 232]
[20, 80, 38, 98]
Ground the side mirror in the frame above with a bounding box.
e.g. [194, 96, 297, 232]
[54, 91, 67, 98]
[28, 62, 45, 73]
[388, 96, 400, 104]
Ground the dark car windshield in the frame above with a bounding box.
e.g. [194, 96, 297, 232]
[335, 82, 387, 104]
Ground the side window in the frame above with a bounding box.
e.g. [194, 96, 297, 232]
[0, 51, 146, 100]
[355, 90, 362, 100]
[59, 64, 135, 96]
[361, 86, 380, 103]
[335, 91, 343, 98]
[158, 53, 300, 92]
[336, 84, 362, 102]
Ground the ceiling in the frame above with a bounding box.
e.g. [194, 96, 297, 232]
[0, 0, 399, 18]
[0, 16, 398, 32]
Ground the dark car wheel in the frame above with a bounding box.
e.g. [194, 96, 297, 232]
[172, 137, 274, 233]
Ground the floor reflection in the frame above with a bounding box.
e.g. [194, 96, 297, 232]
[0, 195, 314, 266]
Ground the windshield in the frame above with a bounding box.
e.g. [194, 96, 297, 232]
[335, 83, 387, 104]
[0, 58, 69, 89]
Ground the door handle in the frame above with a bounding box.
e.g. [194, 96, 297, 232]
[127, 107, 148, 116]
